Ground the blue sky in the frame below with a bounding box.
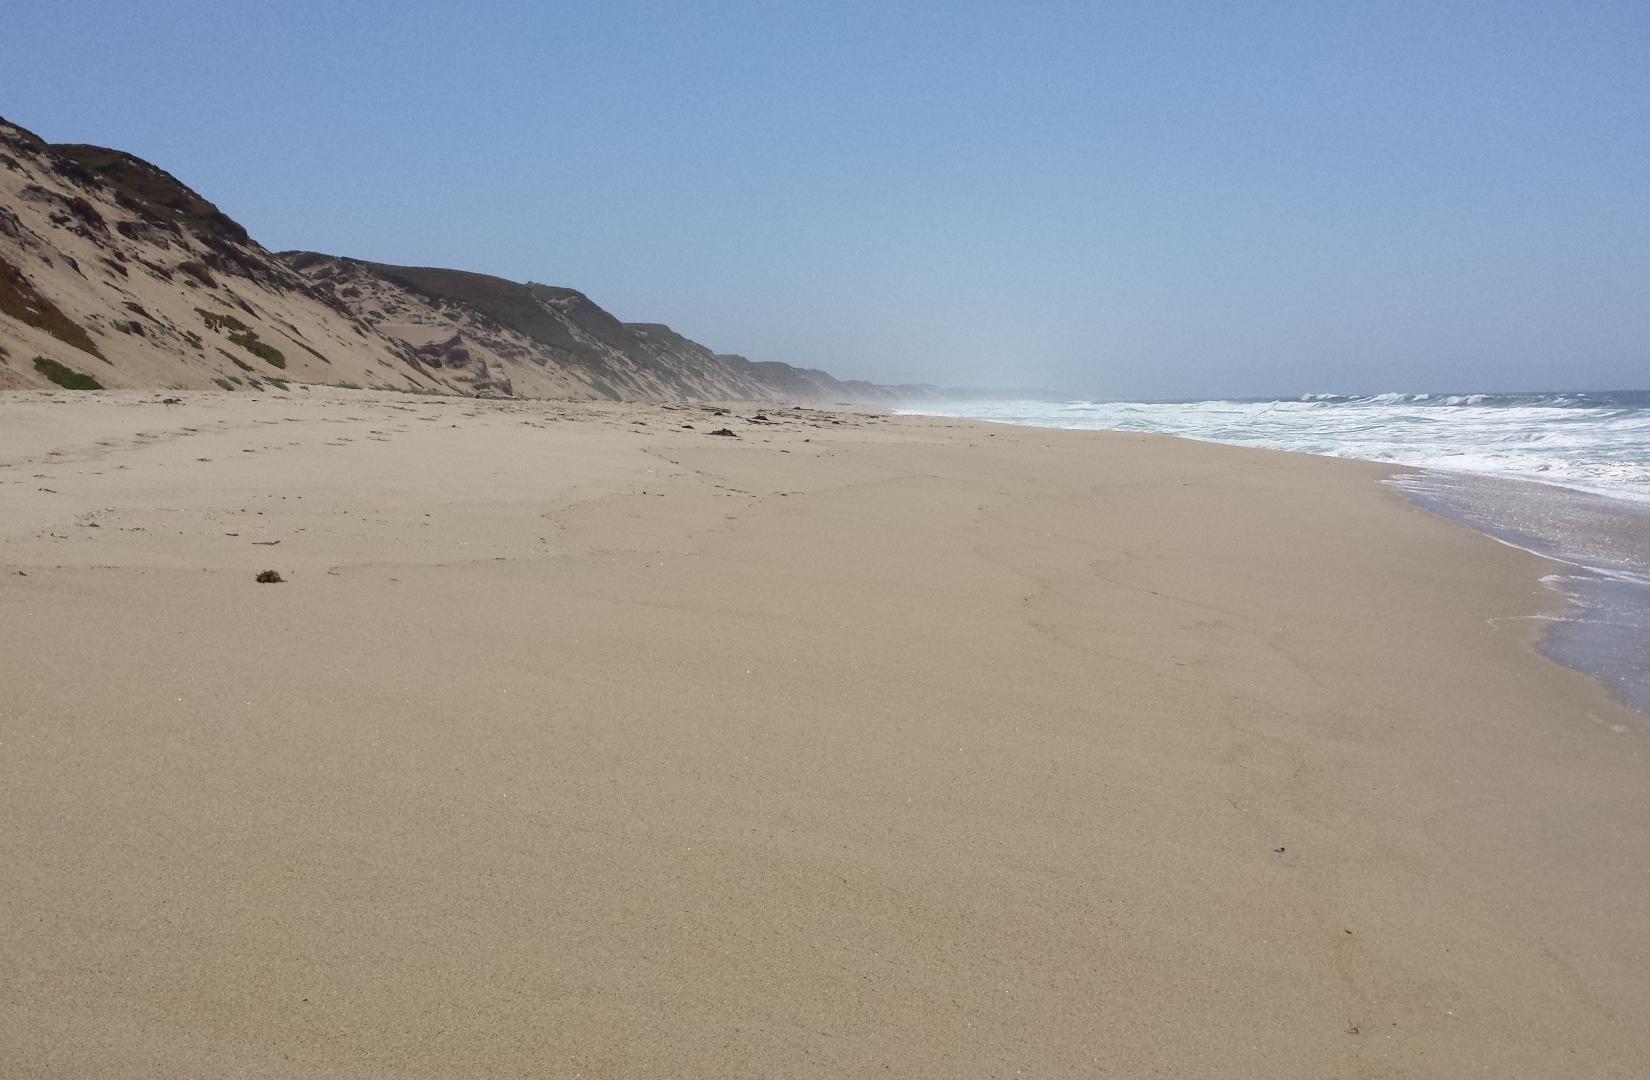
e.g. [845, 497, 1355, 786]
[6, 1, 1647, 397]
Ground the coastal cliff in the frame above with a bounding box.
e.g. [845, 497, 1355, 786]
[1, 115, 1016, 403]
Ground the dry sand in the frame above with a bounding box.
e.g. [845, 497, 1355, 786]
[2, 389, 1646, 1078]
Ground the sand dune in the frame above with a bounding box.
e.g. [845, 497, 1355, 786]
[2, 116, 967, 404]
[2, 390, 1646, 1078]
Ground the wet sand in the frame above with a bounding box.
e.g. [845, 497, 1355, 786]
[1396, 469, 1650, 715]
[3, 389, 1647, 1078]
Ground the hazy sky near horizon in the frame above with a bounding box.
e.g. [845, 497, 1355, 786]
[6, 1, 1647, 398]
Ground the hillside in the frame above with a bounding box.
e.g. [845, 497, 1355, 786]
[0, 115, 942, 402]
[278, 254, 877, 402]
[0, 117, 451, 394]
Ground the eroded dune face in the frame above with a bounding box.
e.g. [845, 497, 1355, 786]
[0, 118, 440, 395]
[277, 254, 765, 402]
[1, 115, 929, 403]
[273, 255, 921, 403]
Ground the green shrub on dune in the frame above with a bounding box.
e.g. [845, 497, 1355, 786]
[228, 329, 285, 368]
[196, 307, 286, 368]
[33, 356, 103, 390]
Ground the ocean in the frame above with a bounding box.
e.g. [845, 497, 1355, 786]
[900, 391, 1650, 716]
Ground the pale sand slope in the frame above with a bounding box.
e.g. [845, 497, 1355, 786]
[2, 390, 1646, 1079]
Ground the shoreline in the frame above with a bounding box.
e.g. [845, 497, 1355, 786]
[894, 393, 1650, 505]
[1392, 470, 1650, 718]
[3, 390, 1648, 1077]
[901, 403, 1650, 720]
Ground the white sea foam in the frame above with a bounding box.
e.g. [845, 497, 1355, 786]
[901, 391, 1650, 503]
[904, 391, 1650, 714]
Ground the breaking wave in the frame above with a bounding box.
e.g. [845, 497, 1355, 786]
[903, 390, 1650, 502]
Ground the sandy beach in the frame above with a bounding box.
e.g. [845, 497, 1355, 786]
[2, 388, 1646, 1078]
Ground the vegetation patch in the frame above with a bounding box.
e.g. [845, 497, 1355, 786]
[229, 330, 285, 368]
[212, 376, 236, 391]
[53, 143, 252, 246]
[196, 306, 250, 333]
[0, 256, 105, 360]
[197, 307, 285, 368]
[265, 378, 290, 391]
[294, 340, 331, 364]
[34, 356, 103, 390]
[65, 195, 107, 232]
[178, 260, 217, 288]
[588, 377, 621, 401]
[49, 155, 103, 190]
